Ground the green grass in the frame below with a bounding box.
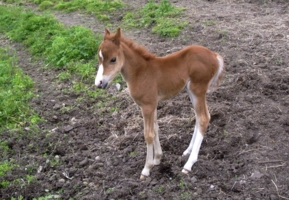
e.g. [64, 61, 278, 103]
[124, 0, 188, 37]
[2, 0, 124, 21]
[0, 6, 100, 67]
[0, 5, 103, 82]
[0, 47, 41, 130]
[53, 0, 123, 21]
[27, 0, 124, 21]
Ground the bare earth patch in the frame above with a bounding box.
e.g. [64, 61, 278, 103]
[1, 0, 289, 199]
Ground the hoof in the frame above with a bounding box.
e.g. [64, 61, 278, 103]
[182, 168, 190, 174]
[140, 174, 147, 180]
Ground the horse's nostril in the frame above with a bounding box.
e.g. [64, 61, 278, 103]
[97, 81, 103, 88]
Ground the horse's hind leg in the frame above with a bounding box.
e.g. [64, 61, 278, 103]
[153, 109, 162, 165]
[182, 125, 198, 156]
[182, 82, 210, 173]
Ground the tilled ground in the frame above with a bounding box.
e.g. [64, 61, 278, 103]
[1, 0, 289, 199]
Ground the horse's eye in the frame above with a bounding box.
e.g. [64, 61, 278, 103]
[110, 57, 117, 63]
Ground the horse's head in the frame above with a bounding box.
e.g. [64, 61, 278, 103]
[95, 28, 124, 89]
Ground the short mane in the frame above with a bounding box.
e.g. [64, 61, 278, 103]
[121, 36, 156, 61]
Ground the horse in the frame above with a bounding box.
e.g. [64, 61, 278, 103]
[95, 28, 224, 180]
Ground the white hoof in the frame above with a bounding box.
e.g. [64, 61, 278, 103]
[140, 174, 147, 180]
[182, 150, 191, 156]
[182, 168, 190, 174]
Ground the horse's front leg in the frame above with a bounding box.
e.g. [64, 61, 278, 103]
[140, 105, 157, 180]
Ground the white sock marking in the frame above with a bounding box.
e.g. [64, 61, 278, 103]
[183, 125, 198, 156]
[216, 54, 224, 78]
[183, 130, 203, 171]
[208, 54, 224, 92]
[141, 143, 154, 177]
[187, 81, 196, 107]
[153, 121, 162, 165]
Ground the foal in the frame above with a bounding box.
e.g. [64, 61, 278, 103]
[95, 28, 224, 180]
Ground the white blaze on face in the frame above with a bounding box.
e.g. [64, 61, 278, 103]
[95, 50, 104, 87]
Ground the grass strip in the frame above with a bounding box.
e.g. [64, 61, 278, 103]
[0, 47, 41, 130]
[0, 5, 100, 67]
[3, 0, 124, 21]
[124, 0, 188, 37]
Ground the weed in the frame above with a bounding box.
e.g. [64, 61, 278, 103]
[57, 71, 72, 81]
[11, 195, 24, 200]
[0, 142, 9, 152]
[1, 180, 10, 188]
[157, 186, 164, 193]
[26, 174, 35, 184]
[0, 160, 17, 188]
[152, 17, 188, 37]
[0, 160, 15, 177]
[129, 151, 137, 157]
[203, 20, 217, 26]
[105, 187, 114, 194]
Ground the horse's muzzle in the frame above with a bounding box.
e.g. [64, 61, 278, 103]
[97, 81, 108, 89]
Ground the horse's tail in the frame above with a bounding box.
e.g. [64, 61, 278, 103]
[208, 54, 224, 93]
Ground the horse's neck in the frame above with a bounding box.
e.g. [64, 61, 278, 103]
[120, 42, 152, 83]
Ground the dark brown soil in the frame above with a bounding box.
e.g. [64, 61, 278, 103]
[1, 0, 289, 199]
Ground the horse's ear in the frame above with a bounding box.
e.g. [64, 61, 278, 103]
[113, 28, 121, 46]
[104, 28, 110, 37]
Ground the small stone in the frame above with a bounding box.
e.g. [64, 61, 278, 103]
[54, 195, 61, 199]
[209, 184, 215, 190]
[80, 145, 88, 150]
[115, 83, 121, 91]
[70, 117, 77, 124]
[55, 155, 60, 161]
[191, 176, 197, 183]
[64, 125, 73, 133]
[79, 158, 88, 166]
[53, 104, 61, 110]
[95, 163, 104, 167]
[37, 166, 43, 173]
[24, 127, 30, 131]
[95, 156, 100, 161]
[59, 178, 65, 183]
[251, 170, 263, 179]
